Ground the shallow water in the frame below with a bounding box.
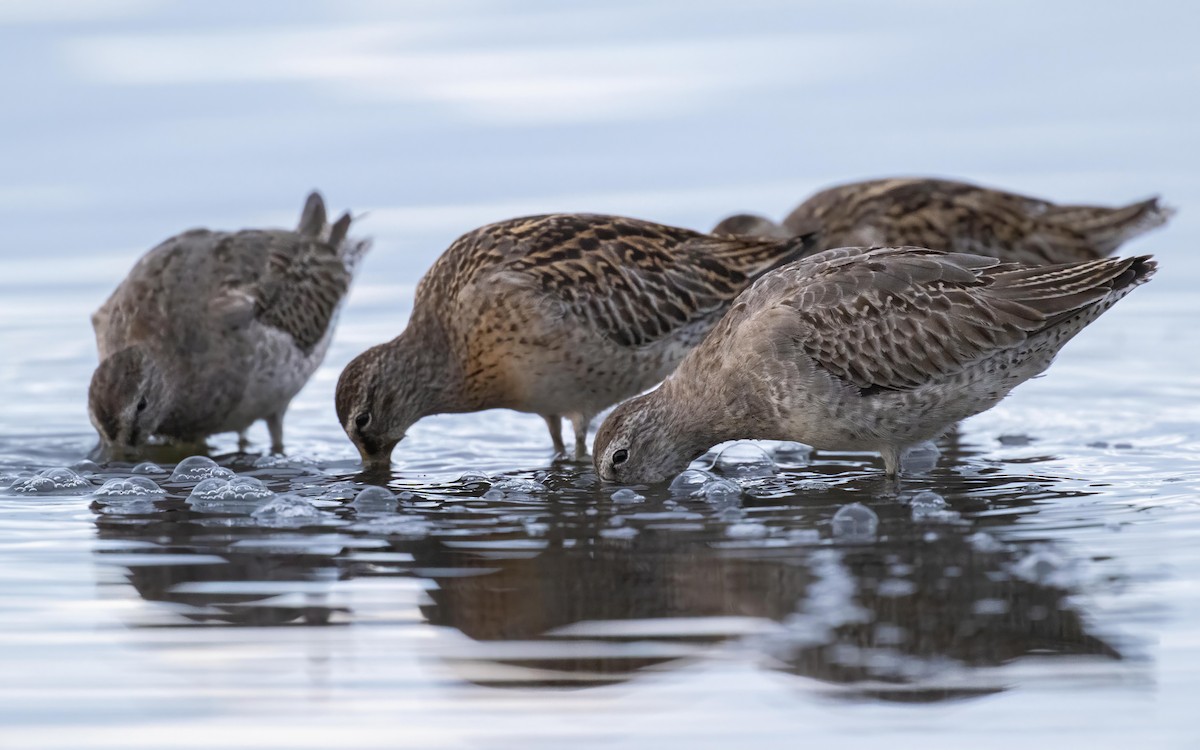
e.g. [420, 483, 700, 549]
[2, 2, 1200, 748]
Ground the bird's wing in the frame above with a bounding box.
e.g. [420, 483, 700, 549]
[233, 229, 354, 353]
[479, 214, 817, 347]
[769, 245, 1149, 391]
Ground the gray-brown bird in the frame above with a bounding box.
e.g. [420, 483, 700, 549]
[335, 214, 819, 466]
[89, 192, 369, 459]
[594, 246, 1156, 483]
[712, 177, 1173, 265]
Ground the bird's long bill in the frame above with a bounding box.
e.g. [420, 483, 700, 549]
[357, 438, 401, 472]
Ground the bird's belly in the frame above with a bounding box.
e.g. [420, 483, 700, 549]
[218, 326, 328, 432]
[781, 346, 1056, 451]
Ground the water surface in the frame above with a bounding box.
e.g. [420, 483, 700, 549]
[1, 2, 1199, 748]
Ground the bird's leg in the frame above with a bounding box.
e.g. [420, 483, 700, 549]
[569, 413, 590, 461]
[881, 446, 902, 478]
[237, 431, 250, 453]
[265, 413, 285, 454]
[542, 414, 565, 456]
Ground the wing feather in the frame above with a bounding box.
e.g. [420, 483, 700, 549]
[772, 246, 1151, 391]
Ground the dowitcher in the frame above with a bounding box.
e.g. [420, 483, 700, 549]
[713, 177, 1173, 265]
[89, 192, 369, 458]
[335, 213, 819, 466]
[594, 246, 1156, 483]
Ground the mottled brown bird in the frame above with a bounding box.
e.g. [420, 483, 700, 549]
[89, 192, 369, 458]
[595, 246, 1156, 483]
[335, 213, 819, 466]
[713, 177, 1173, 265]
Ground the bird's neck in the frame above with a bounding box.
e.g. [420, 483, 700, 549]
[660, 372, 788, 450]
[384, 313, 470, 417]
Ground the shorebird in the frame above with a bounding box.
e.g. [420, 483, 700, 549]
[89, 192, 369, 459]
[335, 214, 819, 466]
[712, 177, 1173, 265]
[594, 246, 1156, 483]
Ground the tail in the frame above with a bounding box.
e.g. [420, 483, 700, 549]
[991, 254, 1156, 325]
[711, 213, 791, 239]
[696, 229, 823, 282]
[1043, 197, 1175, 256]
[298, 190, 372, 271]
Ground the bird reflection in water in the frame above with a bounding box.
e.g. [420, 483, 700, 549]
[89, 440, 1129, 702]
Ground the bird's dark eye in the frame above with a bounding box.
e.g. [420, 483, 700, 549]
[354, 412, 371, 430]
[136, 398, 148, 413]
[612, 449, 628, 466]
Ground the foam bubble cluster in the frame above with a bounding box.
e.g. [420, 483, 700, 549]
[696, 477, 741, 501]
[169, 456, 234, 483]
[8, 467, 91, 495]
[252, 455, 321, 474]
[713, 442, 776, 479]
[94, 476, 165, 498]
[187, 475, 273, 505]
[489, 477, 547, 494]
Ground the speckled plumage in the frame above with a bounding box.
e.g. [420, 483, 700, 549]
[594, 246, 1156, 483]
[714, 177, 1174, 265]
[335, 213, 819, 465]
[89, 192, 369, 457]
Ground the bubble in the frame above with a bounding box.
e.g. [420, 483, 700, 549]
[8, 467, 91, 494]
[786, 528, 821, 544]
[320, 481, 359, 502]
[169, 456, 234, 483]
[600, 526, 638, 540]
[794, 479, 834, 491]
[694, 477, 741, 502]
[771, 442, 813, 467]
[669, 469, 714, 495]
[1011, 546, 1075, 587]
[457, 470, 491, 484]
[901, 442, 941, 473]
[252, 494, 322, 525]
[94, 476, 164, 498]
[967, 531, 1006, 553]
[481, 489, 505, 502]
[131, 462, 165, 475]
[973, 598, 1009, 615]
[831, 503, 878, 541]
[726, 522, 768, 539]
[908, 490, 949, 520]
[186, 475, 273, 507]
[877, 578, 916, 597]
[610, 488, 645, 505]
[712, 442, 776, 479]
[97, 499, 159, 515]
[490, 477, 547, 494]
[352, 486, 397, 512]
[0, 471, 33, 490]
[252, 455, 321, 474]
[70, 459, 100, 475]
[368, 515, 434, 538]
[524, 520, 550, 536]
[717, 506, 744, 523]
